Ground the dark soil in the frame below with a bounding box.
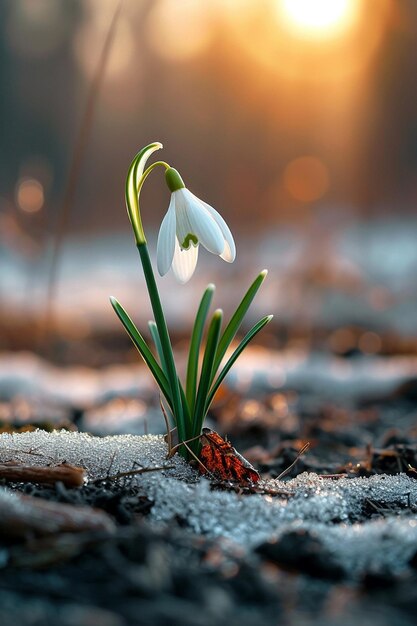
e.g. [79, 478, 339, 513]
[1, 355, 417, 625]
[2, 477, 417, 626]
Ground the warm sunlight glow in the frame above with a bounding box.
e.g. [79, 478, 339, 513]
[283, 157, 330, 202]
[147, 0, 213, 61]
[280, 0, 357, 38]
[16, 178, 44, 213]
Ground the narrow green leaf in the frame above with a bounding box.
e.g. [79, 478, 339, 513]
[185, 284, 215, 412]
[148, 321, 189, 431]
[178, 378, 192, 429]
[110, 297, 172, 406]
[213, 270, 268, 375]
[206, 315, 273, 413]
[193, 309, 223, 437]
[148, 320, 167, 374]
[125, 142, 162, 245]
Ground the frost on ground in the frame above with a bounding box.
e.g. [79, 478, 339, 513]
[1, 429, 417, 578]
[3, 350, 417, 410]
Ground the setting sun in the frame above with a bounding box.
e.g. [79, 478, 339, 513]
[280, 0, 358, 38]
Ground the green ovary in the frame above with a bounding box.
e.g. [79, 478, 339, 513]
[181, 233, 198, 249]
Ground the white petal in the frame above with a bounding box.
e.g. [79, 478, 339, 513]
[200, 199, 236, 262]
[220, 240, 234, 263]
[157, 196, 176, 276]
[181, 189, 224, 256]
[173, 190, 195, 248]
[172, 238, 199, 283]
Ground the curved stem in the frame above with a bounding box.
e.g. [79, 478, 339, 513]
[128, 160, 169, 245]
[137, 244, 185, 444]
[125, 143, 163, 245]
[131, 158, 185, 447]
[125, 151, 188, 452]
[138, 161, 170, 194]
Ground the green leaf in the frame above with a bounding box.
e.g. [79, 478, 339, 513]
[110, 296, 172, 406]
[178, 378, 192, 430]
[193, 309, 223, 437]
[148, 320, 167, 374]
[148, 321, 191, 436]
[213, 270, 268, 375]
[125, 142, 162, 244]
[206, 315, 273, 413]
[185, 284, 215, 412]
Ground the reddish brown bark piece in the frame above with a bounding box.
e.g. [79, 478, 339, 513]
[0, 461, 85, 487]
[0, 489, 116, 538]
[199, 428, 260, 484]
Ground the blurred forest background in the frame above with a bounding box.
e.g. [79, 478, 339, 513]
[1, 0, 417, 366]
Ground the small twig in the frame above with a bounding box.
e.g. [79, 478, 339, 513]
[2, 447, 55, 461]
[90, 465, 175, 485]
[254, 485, 293, 497]
[164, 431, 216, 478]
[319, 473, 348, 480]
[205, 478, 292, 497]
[105, 450, 118, 478]
[0, 461, 85, 487]
[397, 455, 403, 473]
[160, 395, 176, 456]
[182, 440, 218, 479]
[276, 442, 310, 481]
[366, 498, 383, 513]
[167, 433, 202, 460]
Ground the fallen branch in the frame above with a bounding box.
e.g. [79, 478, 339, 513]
[0, 488, 115, 537]
[0, 461, 85, 487]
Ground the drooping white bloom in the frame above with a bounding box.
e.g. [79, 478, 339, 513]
[157, 170, 236, 283]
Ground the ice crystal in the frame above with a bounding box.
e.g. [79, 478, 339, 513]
[1, 430, 417, 576]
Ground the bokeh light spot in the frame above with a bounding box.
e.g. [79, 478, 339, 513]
[16, 179, 44, 214]
[329, 328, 357, 354]
[283, 156, 330, 202]
[280, 0, 358, 39]
[358, 331, 382, 355]
[147, 0, 212, 61]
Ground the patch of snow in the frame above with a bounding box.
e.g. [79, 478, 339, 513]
[228, 349, 417, 401]
[1, 431, 417, 577]
[2, 351, 417, 412]
[0, 353, 154, 408]
[0, 430, 195, 483]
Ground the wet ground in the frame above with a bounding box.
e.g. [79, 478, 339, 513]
[1, 339, 417, 625]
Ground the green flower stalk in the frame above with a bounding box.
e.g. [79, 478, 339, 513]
[111, 142, 272, 459]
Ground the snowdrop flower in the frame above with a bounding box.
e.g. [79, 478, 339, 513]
[157, 167, 236, 283]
